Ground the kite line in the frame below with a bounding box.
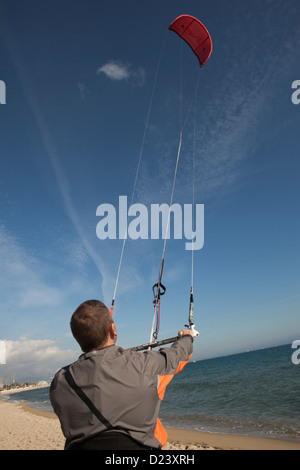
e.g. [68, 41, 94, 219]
[109, 15, 212, 349]
[110, 32, 168, 316]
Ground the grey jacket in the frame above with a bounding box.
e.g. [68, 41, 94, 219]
[50, 335, 193, 449]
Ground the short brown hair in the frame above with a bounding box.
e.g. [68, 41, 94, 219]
[70, 300, 112, 352]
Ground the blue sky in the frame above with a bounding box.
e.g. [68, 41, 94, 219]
[0, 0, 300, 382]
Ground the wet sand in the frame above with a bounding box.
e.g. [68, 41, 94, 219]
[0, 399, 299, 450]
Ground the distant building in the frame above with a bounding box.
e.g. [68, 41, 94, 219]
[0, 376, 3, 388]
[37, 381, 49, 387]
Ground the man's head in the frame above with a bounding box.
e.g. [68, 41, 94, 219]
[70, 300, 117, 353]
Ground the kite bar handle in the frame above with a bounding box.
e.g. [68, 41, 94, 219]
[130, 336, 179, 352]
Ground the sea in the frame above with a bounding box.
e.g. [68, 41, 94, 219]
[2, 344, 299, 443]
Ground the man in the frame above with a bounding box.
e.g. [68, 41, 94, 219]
[50, 299, 194, 450]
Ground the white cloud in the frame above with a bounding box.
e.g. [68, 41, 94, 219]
[0, 225, 64, 309]
[0, 224, 116, 346]
[97, 60, 145, 86]
[97, 60, 130, 81]
[1, 338, 78, 382]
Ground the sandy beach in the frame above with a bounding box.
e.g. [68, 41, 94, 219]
[0, 399, 299, 450]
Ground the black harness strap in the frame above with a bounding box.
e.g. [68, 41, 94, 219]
[64, 367, 114, 431]
[63, 366, 157, 450]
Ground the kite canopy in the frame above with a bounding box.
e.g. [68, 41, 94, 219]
[169, 14, 212, 67]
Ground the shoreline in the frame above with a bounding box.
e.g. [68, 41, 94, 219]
[0, 385, 49, 395]
[164, 427, 300, 451]
[0, 398, 299, 450]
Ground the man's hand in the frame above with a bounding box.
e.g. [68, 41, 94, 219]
[178, 329, 194, 338]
